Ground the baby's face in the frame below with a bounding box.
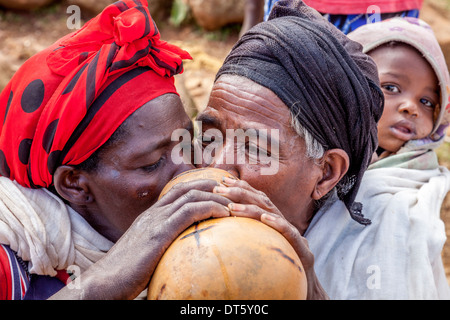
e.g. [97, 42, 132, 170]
[370, 43, 439, 153]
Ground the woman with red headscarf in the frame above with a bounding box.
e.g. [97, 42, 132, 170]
[0, 0, 232, 299]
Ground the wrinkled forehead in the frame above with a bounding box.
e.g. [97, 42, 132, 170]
[199, 75, 293, 131]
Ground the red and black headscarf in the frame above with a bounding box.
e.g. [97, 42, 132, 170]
[0, 0, 191, 188]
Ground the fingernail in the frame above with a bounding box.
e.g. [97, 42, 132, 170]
[222, 177, 237, 185]
[262, 213, 277, 221]
[228, 203, 245, 211]
[214, 186, 229, 194]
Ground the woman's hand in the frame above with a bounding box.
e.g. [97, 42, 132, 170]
[50, 179, 232, 300]
[213, 177, 329, 300]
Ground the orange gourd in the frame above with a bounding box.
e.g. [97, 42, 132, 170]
[148, 168, 307, 300]
[158, 167, 236, 199]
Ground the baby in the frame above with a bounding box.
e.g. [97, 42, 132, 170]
[305, 18, 450, 299]
[371, 41, 438, 159]
[241, 0, 422, 36]
[348, 17, 450, 164]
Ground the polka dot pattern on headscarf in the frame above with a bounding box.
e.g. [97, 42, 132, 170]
[0, 0, 191, 188]
[21, 79, 45, 113]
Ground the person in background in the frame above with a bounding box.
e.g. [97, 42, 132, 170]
[241, 0, 423, 35]
[305, 17, 450, 299]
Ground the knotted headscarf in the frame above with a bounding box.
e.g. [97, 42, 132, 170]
[216, 0, 384, 225]
[0, 0, 191, 188]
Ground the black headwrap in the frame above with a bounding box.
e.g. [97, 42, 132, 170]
[215, 0, 384, 225]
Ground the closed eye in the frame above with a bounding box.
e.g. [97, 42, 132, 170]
[142, 157, 164, 173]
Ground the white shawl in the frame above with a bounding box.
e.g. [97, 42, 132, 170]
[305, 165, 450, 299]
[0, 177, 113, 277]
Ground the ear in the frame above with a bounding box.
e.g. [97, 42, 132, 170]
[53, 165, 94, 205]
[311, 149, 349, 200]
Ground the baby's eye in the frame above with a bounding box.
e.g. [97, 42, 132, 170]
[382, 84, 400, 93]
[420, 98, 436, 109]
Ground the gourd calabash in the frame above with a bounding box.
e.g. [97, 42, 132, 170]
[148, 168, 307, 300]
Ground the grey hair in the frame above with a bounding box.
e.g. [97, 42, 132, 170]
[290, 114, 337, 209]
[290, 115, 325, 161]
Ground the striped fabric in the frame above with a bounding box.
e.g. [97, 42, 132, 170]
[0, 244, 30, 300]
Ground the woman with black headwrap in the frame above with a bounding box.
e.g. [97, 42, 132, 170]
[197, 0, 384, 299]
[0, 1, 232, 300]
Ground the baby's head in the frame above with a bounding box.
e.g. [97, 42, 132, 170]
[348, 18, 450, 153]
[369, 41, 438, 153]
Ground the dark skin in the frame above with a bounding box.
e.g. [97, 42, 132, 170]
[197, 75, 350, 299]
[50, 94, 234, 299]
[55, 94, 199, 242]
[369, 44, 438, 157]
[51, 91, 322, 299]
[240, 0, 264, 38]
[50, 81, 345, 299]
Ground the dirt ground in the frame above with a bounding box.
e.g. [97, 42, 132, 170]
[1, 0, 450, 286]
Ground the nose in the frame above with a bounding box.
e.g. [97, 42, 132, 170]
[211, 162, 240, 179]
[205, 143, 241, 179]
[173, 159, 195, 177]
[398, 98, 419, 118]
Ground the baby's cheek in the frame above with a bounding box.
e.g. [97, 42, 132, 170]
[418, 121, 434, 139]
